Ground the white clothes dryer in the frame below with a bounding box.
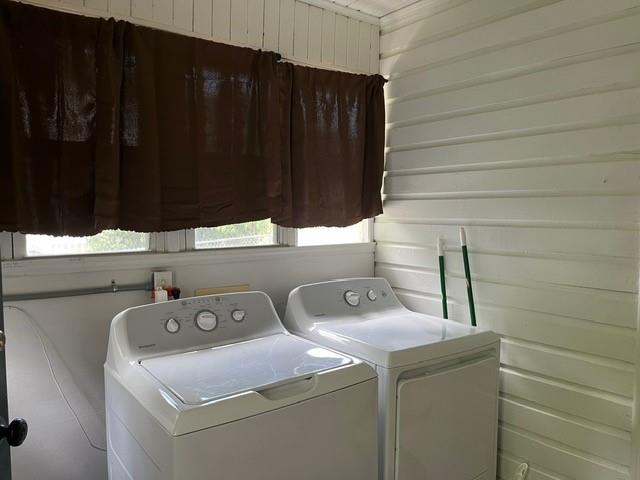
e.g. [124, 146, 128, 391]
[284, 278, 500, 480]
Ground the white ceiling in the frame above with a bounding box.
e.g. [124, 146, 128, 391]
[328, 0, 419, 18]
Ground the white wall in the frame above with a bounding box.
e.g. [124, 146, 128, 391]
[3, 244, 374, 479]
[376, 0, 640, 479]
[20, 0, 380, 74]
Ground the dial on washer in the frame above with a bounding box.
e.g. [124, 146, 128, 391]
[165, 318, 180, 334]
[195, 310, 218, 331]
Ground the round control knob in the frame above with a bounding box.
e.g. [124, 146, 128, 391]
[344, 290, 360, 307]
[231, 309, 246, 322]
[195, 310, 217, 332]
[165, 318, 180, 334]
[366, 289, 377, 301]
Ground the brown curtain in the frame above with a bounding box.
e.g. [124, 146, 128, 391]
[0, 1, 385, 236]
[274, 64, 386, 227]
[0, 3, 123, 236]
[102, 20, 283, 232]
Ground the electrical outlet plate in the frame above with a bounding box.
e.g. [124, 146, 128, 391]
[153, 271, 173, 289]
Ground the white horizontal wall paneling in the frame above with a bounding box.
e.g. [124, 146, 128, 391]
[20, 0, 380, 74]
[380, 0, 640, 76]
[376, 0, 640, 479]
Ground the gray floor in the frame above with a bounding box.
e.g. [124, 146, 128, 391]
[6, 311, 107, 480]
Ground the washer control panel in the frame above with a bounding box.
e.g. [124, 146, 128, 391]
[123, 292, 283, 356]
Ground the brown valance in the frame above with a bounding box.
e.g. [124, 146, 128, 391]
[105, 19, 284, 233]
[273, 64, 385, 228]
[0, 1, 386, 236]
[0, 3, 119, 236]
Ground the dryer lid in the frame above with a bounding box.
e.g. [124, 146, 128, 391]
[140, 334, 352, 405]
[313, 311, 498, 368]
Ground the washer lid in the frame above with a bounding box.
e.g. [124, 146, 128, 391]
[140, 334, 351, 405]
[313, 310, 498, 368]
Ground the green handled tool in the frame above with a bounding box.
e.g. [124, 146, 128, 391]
[437, 237, 448, 319]
[460, 227, 477, 327]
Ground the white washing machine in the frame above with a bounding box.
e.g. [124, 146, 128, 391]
[105, 291, 378, 480]
[284, 278, 500, 480]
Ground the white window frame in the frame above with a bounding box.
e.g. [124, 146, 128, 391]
[185, 223, 286, 251]
[1, 219, 372, 260]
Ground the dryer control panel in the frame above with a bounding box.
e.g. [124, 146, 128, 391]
[113, 292, 284, 359]
[288, 278, 400, 320]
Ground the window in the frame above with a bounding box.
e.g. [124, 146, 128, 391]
[2, 219, 370, 260]
[297, 222, 368, 246]
[24, 230, 150, 257]
[194, 220, 276, 249]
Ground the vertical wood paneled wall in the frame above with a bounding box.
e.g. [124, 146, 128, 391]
[20, 0, 380, 74]
[376, 0, 640, 479]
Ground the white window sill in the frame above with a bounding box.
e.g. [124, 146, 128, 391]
[1, 242, 376, 277]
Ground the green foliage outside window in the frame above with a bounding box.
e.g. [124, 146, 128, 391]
[86, 230, 149, 253]
[26, 221, 274, 256]
[195, 219, 273, 248]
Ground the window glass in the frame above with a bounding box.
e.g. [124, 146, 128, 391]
[296, 222, 367, 246]
[26, 230, 149, 256]
[195, 220, 275, 249]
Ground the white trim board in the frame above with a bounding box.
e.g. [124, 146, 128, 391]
[2, 243, 375, 277]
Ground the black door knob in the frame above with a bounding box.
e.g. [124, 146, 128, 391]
[0, 418, 28, 447]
